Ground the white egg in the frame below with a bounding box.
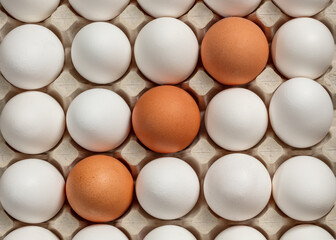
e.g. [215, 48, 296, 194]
[0, 91, 65, 154]
[136, 157, 200, 220]
[205, 88, 268, 151]
[273, 0, 330, 17]
[71, 22, 131, 84]
[137, 0, 195, 18]
[0, 25, 64, 90]
[204, 0, 262, 17]
[66, 88, 131, 152]
[280, 225, 334, 240]
[273, 156, 336, 221]
[272, 18, 334, 79]
[69, 0, 129, 21]
[0, 159, 65, 224]
[204, 154, 271, 221]
[0, 0, 60, 23]
[144, 225, 196, 240]
[269, 78, 333, 148]
[134, 17, 199, 85]
[72, 225, 128, 240]
[4, 226, 59, 240]
[215, 226, 267, 240]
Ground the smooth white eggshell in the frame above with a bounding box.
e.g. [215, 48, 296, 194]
[280, 225, 334, 240]
[0, 24, 64, 90]
[73, 225, 128, 240]
[205, 88, 268, 151]
[0, 159, 65, 224]
[204, 0, 262, 17]
[144, 225, 196, 240]
[66, 88, 131, 152]
[1, 0, 60, 23]
[273, 0, 330, 17]
[272, 18, 334, 79]
[4, 226, 59, 240]
[136, 157, 200, 220]
[0, 91, 65, 154]
[269, 78, 333, 148]
[71, 22, 131, 84]
[215, 226, 267, 240]
[204, 154, 271, 221]
[134, 17, 199, 85]
[69, 0, 130, 21]
[137, 0, 195, 18]
[273, 156, 336, 221]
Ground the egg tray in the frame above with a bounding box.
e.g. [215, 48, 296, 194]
[0, 0, 336, 239]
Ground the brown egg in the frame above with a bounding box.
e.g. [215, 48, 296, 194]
[132, 86, 200, 153]
[66, 155, 133, 222]
[201, 17, 269, 85]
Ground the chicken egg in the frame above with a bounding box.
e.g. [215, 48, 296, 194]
[144, 225, 196, 240]
[280, 225, 334, 240]
[72, 225, 128, 240]
[273, 0, 330, 17]
[4, 226, 59, 240]
[215, 226, 267, 240]
[204, 0, 262, 17]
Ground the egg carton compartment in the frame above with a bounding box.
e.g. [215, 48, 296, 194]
[0, 0, 336, 240]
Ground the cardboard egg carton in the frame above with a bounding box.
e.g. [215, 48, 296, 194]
[0, 0, 335, 239]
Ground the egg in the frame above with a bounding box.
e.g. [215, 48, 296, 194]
[134, 18, 199, 85]
[66, 155, 133, 222]
[0, 159, 65, 223]
[272, 18, 334, 79]
[201, 17, 268, 86]
[132, 86, 200, 153]
[4, 226, 59, 240]
[204, 0, 262, 17]
[0, 24, 64, 90]
[71, 22, 131, 84]
[205, 88, 268, 151]
[66, 89, 131, 152]
[69, 0, 129, 21]
[137, 0, 195, 18]
[280, 225, 334, 240]
[204, 154, 271, 221]
[273, 0, 330, 17]
[272, 156, 336, 221]
[144, 225, 196, 240]
[0, 91, 65, 154]
[269, 78, 333, 148]
[215, 226, 267, 240]
[136, 157, 200, 220]
[72, 225, 128, 240]
[0, 0, 60, 23]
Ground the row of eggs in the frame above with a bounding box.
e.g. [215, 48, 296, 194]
[0, 0, 332, 22]
[1, 154, 335, 224]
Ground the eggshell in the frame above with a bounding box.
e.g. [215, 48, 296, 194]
[0, 0, 60, 23]
[205, 88, 268, 151]
[215, 226, 267, 240]
[136, 157, 200, 220]
[132, 86, 200, 153]
[272, 18, 334, 79]
[280, 225, 334, 240]
[144, 225, 196, 240]
[66, 155, 134, 222]
[66, 89, 131, 152]
[269, 78, 333, 148]
[204, 154, 271, 221]
[0, 91, 65, 154]
[137, 0, 195, 18]
[272, 156, 336, 221]
[71, 22, 131, 84]
[4, 226, 59, 240]
[69, 0, 130, 21]
[0, 159, 65, 224]
[201, 17, 269, 85]
[204, 0, 262, 17]
[273, 0, 330, 17]
[134, 18, 199, 85]
[0, 24, 64, 90]
[72, 225, 128, 240]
